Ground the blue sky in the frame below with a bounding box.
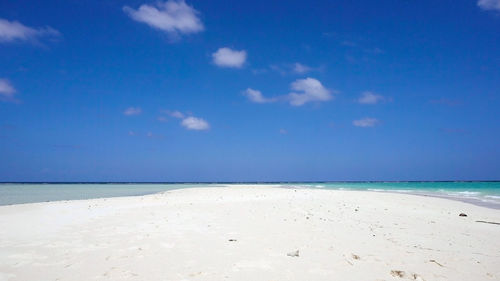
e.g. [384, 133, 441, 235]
[0, 0, 499, 182]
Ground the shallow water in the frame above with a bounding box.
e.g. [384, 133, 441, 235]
[283, 182, 500, 209]
[0, 182, 499, 209]
[0, 183, 207, 206]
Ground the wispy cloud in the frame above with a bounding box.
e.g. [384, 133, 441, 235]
[340, 40, 357, 47]
[128, 131, 165, 138]
[353, 118, 379, 127]
[430, 98, 461, 106]
[441, 128, 467, 134]
[163, 110, 185, 118]
[0, 18, 60, 44]
[364, 47, 384, 54]
[339, 38, 384, 64]
[287, 78, 333, 106]
[251, 68, 268, 75]
[279, 128, 288, 134]
[212, 47, 247, 68]
[50, 144, 83, 150]
[268, 64, 287, 75]
[259, 63, 321, 76]
[123, 107, 142, 116]
[0, 79, 18, 102]
[292, 63, 312, 74]
[157, 116, 168, 122]
[146, 131, 165, 139]
[478, 0, 500, 11]
[181, 116, 210, 130]
[243, 88, 276, 103]
[357, 91, 388, 105]
[123, 0, 204, 38]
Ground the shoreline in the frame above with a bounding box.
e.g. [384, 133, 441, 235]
[1, 183, 499, 210]
[1, 185, 499, 280]
[277, 185, 500, 210]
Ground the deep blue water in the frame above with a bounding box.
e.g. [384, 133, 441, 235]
[0, 182, 499, 208]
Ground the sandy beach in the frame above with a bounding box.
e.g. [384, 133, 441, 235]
[0, 185, 499, 281]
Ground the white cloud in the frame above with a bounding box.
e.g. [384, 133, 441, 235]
[123, 0, 204, 37]
[164, 110, 210, 131]
[0, 18, 60, 43]
[212, 47, 247, 68]
[244, 88, 276, 103]
[287, 78, 332, 106]
[0, 79, 17, 102]
[478, 0, 500, 11]
[181, 116, 210, 130]
[279, 128, 288, 134]
[358, 91, 386, 104]
[244, 78, 334, 106]
[292, 63, 312, 74]
[124, 107, 142, 116]
[353, 118, 379, 127]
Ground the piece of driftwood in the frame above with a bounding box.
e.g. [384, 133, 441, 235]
[475, 220, 500, 225]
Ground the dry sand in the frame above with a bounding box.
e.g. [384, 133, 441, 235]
[0, 185, 499, 281]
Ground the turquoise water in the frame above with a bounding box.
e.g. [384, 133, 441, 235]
[283, 182, 500, 209]
[0, 182, 499, 209]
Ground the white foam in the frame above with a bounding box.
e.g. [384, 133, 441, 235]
[456, 191, 480, 195]
[367, 189, 385, 192]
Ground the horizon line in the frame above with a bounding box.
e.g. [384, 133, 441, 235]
[1, 180, 499, 184]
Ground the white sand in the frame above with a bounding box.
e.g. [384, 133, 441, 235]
[0, 185, 499, 281]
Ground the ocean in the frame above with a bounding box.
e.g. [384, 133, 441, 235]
[1, 182, 499, 209]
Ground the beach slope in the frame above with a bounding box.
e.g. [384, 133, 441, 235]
[0, 185, 499, 281]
